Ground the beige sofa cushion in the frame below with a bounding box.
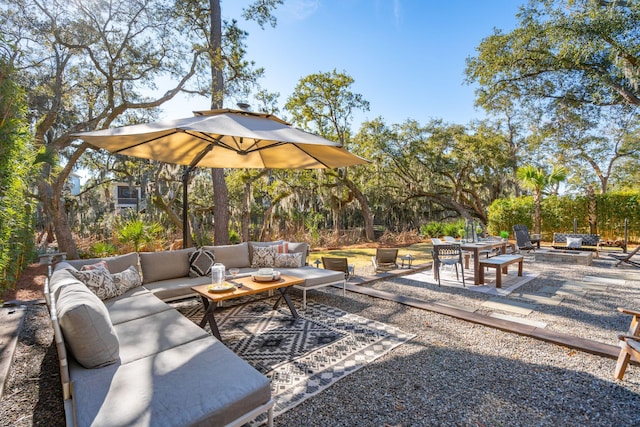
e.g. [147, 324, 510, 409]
[56, 282, 119, 369]
[139, 248, 195, 284]
[202, 242, 250, 268]
[70, 337, 271, 427]
[64, 252, 140, 274]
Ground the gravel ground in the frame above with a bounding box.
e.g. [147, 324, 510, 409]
[2, 256, 640, 426]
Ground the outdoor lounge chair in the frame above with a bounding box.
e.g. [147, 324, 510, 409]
[609, 245, 640, 268]
[614, 307, 640, 380]
[372, 248, 399, 272]
[432, 244, 466, 287]
[513, 224, 538, 253]
[322, 256, 355, 280]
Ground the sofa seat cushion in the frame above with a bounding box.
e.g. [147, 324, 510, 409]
[140, 248, 195, 284]
[56, 281, 120, 369]
[104, 290, 172, 325]
[279, 266, 345, 288]
[202, 242, 250, 268]
[69, 337, 271, 427]
[113, 309, 209, 364]
[63, 252, 140, 274]
[143, 275, 211, 301]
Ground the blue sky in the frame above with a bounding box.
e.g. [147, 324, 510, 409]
[160, 0, 525, 129]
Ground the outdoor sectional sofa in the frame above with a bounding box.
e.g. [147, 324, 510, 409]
[45, 241, 345, 427]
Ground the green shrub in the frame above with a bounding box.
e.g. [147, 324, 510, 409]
[0, 60, 36, 293]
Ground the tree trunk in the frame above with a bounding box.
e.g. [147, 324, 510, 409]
[533, 190, 542, 235]
[341, 176, 375, 241]
[242, 180, 251, 242]
[210, 0, 229, 245]
[211, 169, 229, 245]
[38, 180, 79, 259]
[587, 185, 597, 234]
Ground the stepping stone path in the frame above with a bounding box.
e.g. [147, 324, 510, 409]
[511, 292, 564, 306]
[481, 297, 536, 315]
[489, 312, 548, 328]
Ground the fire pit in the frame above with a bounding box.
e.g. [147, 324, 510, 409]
[535, 249, 593, 266]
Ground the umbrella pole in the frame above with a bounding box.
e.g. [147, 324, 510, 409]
[181, 145, 214, 248]
[182, 166, 192, 248]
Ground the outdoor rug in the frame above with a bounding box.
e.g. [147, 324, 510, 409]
[171, 298, 414, 424]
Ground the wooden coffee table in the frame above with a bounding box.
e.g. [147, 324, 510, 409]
[191, 274, 304, 341]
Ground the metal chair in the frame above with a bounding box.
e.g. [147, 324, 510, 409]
[372, 248, 399, 272]
[432, 244, 466, 287]
[513, 224, 538, 253]
[321, 257, 355, 280]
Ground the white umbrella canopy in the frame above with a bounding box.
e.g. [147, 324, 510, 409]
[74, 109, 369, 169]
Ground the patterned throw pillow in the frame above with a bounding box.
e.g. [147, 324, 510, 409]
[189, 248, 216, 277]
[111, 265, 142, 295]
[274, 252, 303, 268]
[80, 260, 110, 272]
[70, 268, 119, 300]
[251, 245, 277, 268]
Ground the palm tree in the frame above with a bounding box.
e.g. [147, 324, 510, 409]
[516, 165, 567, 234]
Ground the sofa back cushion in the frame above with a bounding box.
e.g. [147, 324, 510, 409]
[63, 252, 140, 274]
[202, 242, 250, 268]
[139, 248, 195, 284]
[56, 280, 119, 368]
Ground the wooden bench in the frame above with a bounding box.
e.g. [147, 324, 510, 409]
[478, 254, 524, 288]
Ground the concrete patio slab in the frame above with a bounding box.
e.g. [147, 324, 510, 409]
[434, 301, 476, 313]
[512, 292, 564, 306]
[582, 275, 626, 286]
[482, 298, 535, 315]
[555, 286, 588, 297]
[0, 305, 26, 400]
[489, 312, 547, 328]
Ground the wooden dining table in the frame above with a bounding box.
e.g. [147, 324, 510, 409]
[460, 241, 508, 285]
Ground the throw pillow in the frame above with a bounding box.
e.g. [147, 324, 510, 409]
[80, 260, 110, 273]
[276, 242, 289, 254]
[567, 237, 583, 249]
[189, 248, 216, 277]
[111, 265, 142, 295]
[70, 268, 119, 301]
[251, 245, 277, 268]
[274, 252, 303, 268]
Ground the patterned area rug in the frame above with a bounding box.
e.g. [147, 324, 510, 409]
[172, 298, 414, 423]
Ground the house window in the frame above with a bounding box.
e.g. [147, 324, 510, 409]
[116, 185, 139, 206]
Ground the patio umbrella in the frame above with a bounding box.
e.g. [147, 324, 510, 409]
[73, 109, 369, 244]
